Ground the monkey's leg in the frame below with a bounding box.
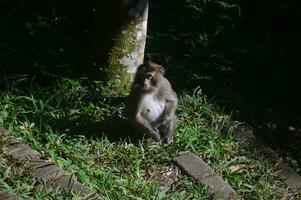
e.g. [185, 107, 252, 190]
[134, 114, 161, 141]
[159, 116, 176, 144]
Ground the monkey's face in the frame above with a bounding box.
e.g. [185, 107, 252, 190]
[135, 71, 158, 93]
[134, 62, 164, 93]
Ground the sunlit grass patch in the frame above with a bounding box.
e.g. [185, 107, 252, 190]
[0, 77, 296, 199]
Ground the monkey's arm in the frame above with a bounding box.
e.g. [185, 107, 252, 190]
[162, 92, 178, 120]
[125, 93, 161, 141]
[158, 78, 177, 120]
[133, 113, 161, 141]
[157, 96, 177, 143]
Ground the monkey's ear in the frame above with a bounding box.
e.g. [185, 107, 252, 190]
[144, 59, 152, 66]
[159, 66, 165, 75]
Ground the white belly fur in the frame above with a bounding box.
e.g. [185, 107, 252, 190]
[141, 94, 165, 123]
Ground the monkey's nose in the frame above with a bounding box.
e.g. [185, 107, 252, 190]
[143, 83, 148, 90]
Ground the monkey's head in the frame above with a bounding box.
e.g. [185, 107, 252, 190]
[134, 60, 165, 93]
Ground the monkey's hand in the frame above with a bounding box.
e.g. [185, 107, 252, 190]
[160, 118, 172, 128]
[155, 135, 173, 145]
[161, 135, 173, 144]
[150, 128, 160, 142]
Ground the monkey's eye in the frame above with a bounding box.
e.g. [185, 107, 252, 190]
[146, 74, 153, 80]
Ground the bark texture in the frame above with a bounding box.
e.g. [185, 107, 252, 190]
[94, 0, 149, 93]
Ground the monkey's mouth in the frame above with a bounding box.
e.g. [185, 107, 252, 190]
[140, 86, 154, 93]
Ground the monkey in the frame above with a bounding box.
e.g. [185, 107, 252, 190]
[124, 61, 177, 144]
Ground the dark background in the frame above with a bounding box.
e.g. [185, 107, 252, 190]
[0, 0, 300, 171]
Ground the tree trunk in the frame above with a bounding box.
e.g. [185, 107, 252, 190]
[93, 0, 149, 94]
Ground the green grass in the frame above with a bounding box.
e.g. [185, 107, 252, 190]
[0, 77, 298, 199]
[0, 137, 85, 199]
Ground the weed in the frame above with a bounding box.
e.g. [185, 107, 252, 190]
[0, 78, 297, 199]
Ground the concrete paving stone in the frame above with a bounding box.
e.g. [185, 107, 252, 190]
[27, 159, 53, 168]
[31, 163, 63, 179]
[0, 127, 8, 136]
[1, 127, 101, 199]
[234, 124, 301, 193]
[278, 162, 301, 192]
[0, 191, 27, 200]
[6, 138, 41, 162]
[174, 151, 240, 200]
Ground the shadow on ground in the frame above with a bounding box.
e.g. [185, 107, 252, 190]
[54, 116, 140, 143]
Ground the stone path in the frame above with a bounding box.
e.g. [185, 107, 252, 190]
[0, 191, 25, 200]
[234, 123, 301, 193]
[174, 123, 301, 199]
[174, 152, 240, 200]
[0, 128, 101, 200]
[2, 124, 301, 199]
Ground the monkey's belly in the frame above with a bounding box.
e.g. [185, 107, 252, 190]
[141, 95, 165, 123]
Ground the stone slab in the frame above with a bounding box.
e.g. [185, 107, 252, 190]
[0, 127, 8, 137]
[174, 151, 240, 200]
[0, 191, 24, 200]
[0, 128, 101, 199]
[234, 124, 301, 193]
[277, 162, 301, 192]
[6, 138, 41, 162]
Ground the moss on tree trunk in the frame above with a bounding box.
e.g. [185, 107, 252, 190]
[94, 0, 149, 94]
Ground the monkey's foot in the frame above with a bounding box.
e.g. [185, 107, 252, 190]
[161, 135, 173, 144]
